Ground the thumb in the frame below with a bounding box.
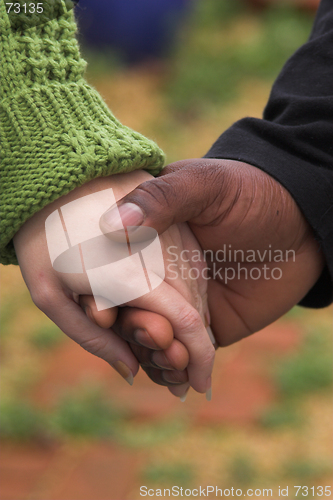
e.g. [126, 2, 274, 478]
[100, 159, 225, 235]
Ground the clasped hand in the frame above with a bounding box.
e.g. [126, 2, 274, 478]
[14, 159, 324, 399]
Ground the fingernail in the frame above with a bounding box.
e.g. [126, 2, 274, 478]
[134, 328, 159, 349]
[206, 377, 212, 401]
[102, 203, 144, 231]
[152, 351, 172, 369]
[180, 387, 190, 403]
[112, 360, 134, 386]
[163, 370, 184, 385]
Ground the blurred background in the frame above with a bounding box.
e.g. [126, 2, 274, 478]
[1, 0, 332, 499]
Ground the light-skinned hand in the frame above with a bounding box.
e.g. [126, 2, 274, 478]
[14, 170, 215, 398]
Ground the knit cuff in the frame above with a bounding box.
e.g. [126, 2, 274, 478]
[0, 81, 165, 265]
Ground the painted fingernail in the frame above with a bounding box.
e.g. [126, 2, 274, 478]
[112, 360, 134, 386]
[180, 387, 190, 403]
[134, 328, 159, 349]
[152, 351, 172, 369]
[206, 377, 212, 401]
[102, 203, 144, 231]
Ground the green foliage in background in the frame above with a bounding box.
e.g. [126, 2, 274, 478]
[29, 324, 63, 350]
[259, 403, 303, 429]
[118, 419, 186, 448]
[143, 462, 194, 486]
[259, 325, 332, 429]
[275, 329, 333, 399]
[50, 385, 125, 438]
[0, 382, 190, 443]
[0, 400, 48, 441]
[281, 458, 332, 481]
[0, 385, 126, 441]
[227, 454, 257, 487]
[166, 0, 314, 116]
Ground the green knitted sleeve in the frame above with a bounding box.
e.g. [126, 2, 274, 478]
[0, 1, 165, 265]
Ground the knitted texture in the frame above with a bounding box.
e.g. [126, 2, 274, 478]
[0, 1, 165, 265]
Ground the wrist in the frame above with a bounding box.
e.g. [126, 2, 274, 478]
[13, 171, 153, 260]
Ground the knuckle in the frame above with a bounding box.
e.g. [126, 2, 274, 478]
[31, 285, 55, 311]
[202, 344, 215, 366]
[160, 165, 176, 176]
[135, 178, 177, 212]
[190, 344, 215, 371]
[80, 335, 108, 357]
[178, 307, 203, 334]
